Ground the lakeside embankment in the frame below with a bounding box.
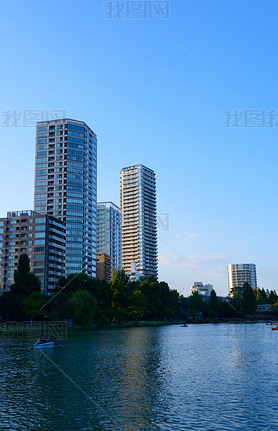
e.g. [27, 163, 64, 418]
[1, 317, 278, 336]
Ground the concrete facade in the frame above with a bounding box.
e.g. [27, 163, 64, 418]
[120, 165, 158, 279]
[0, 210, 66, 295]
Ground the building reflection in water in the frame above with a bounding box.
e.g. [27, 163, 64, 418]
[112, 327, 165, 429]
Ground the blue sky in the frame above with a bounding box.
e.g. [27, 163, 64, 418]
[0, 0, 277, 296]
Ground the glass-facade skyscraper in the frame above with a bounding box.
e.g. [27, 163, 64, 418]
[120, 164, 158, 279]
[97, 202, 122, 273]
[34, 118, 97, 277]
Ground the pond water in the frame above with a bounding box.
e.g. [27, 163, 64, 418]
[0, 323, 277, 430]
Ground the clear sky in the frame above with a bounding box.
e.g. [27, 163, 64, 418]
[0, 0, 277, 296]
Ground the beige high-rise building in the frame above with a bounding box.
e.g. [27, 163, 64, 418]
[120, 165, 158, 279]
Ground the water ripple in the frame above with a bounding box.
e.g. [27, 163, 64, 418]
[0, 324, 277, 430]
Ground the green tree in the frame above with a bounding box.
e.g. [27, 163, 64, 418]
[47, 291, 71, 320]
[260, 288, 268, 303]
[21, 292, 46, 323]
[0, 292, 25, 321]
[111, 269, 130, 289]
[218, 299, 237, 318]
[268, 290, 278, 304]
[111, 269, 130, 320]
[139, 280, 179, 320]
[229, 285, 243, 300]
[0, 254, 42, 321]
[57, 273, 90, 296]
[256, 288, 262, 304]
[10, 254, 41, 295]
[229, 285, 243, 313]
[255, 288, 269, 305]
[189, 292, 204, 315]
[88, 279, 113, 314]
[47, 270, 183, 324]
[127, 289, 147, 320]
[140, 279, 161, 319]
[180, 295, 189, 319]
[69, 290, 97, 327]
[241, 283, 256, 314]
[207, 289, 219, 318]
[168, 289, 180, 318]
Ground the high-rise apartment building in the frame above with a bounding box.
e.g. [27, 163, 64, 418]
[34, 119, 97, 277]
[120, 164, 158, 279]
[0, 210, 66, 295]
[97, 202, 122, 274]
[227, 263, 257, 294]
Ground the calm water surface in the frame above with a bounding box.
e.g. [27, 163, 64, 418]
[0, 324, 277, 431]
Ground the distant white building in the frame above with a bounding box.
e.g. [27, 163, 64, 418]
[127, 262, 141, 282]
[227, 263, 257, 295]
[190, 282, 213, 297]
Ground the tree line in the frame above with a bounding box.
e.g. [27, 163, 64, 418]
[1, 254, 277, 326]
[188, 283, 278, 318]
[0, 254, 183, 326]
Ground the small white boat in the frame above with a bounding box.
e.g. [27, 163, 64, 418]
[33, 340, 54, 349]
[180, 324, 188, 327]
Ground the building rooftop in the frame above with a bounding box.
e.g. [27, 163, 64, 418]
[97, 202, 121, 211]
[37, 118, 97, 136]
[121, 164, 155, 174]
[6, 210, 36, 218]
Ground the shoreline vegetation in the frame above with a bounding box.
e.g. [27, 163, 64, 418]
[1, 254, 278, 329]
